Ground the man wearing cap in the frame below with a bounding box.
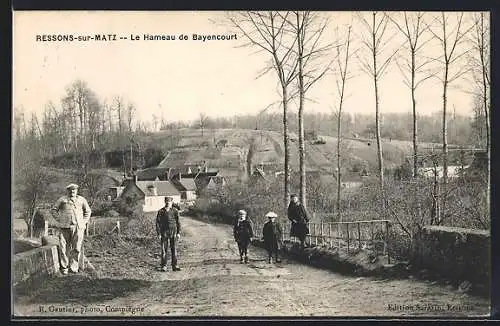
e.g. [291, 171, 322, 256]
[52, 183, 91, 274]
[262, 212, 282, 264]
[287, 194, 310, 248]
[156, 196, 181, 272]
[233, 209, 254, 263]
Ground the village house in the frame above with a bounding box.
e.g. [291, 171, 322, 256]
[417, 165, 468, 179]
[107, 186, 125, 200]
[119, 176, 181, 212]
[171, 173, 198, 200]
[205, 175, 226, 192]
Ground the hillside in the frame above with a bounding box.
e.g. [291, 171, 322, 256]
[140, 128, 450, 176]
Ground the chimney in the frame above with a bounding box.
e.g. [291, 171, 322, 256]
[179, 172, 182, 181]
[187, 167, 192, 174]
[134, 174, 138, 183]
[166, 168, 172, 180]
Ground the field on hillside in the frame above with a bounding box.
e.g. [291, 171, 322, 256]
[147, 128, 449, 175]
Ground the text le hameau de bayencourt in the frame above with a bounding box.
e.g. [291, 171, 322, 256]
[35, 33, 238, 42]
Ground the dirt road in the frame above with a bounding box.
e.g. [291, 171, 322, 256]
[13, 216, 490, 317]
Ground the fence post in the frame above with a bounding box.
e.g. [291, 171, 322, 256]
[281, 222, 285, 243]
[93, 220, 96, 236]
[117, 221, 121, 235]
[357, 222, 361, 249]
[307, 222, 312, 246]
[44, 220, 48, 237]
[338, 223, 341, 251]
[346, 223, 350, 253]
[328, 223, 332, 249]
[371, 222, 374, 247]
[313, 223, 317, 246]
[320, 222, 324, 246]
[386, 221, 390, 264]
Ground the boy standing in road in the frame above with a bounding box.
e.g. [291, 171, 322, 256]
[263, 211, 282, 264]
[156, 196, 181, 272]
[233, 209, 254, 263]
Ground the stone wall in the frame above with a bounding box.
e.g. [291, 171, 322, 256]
[411, 225, 490, 287]
[13, 245, 60, 286]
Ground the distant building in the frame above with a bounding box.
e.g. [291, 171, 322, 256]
[206, 176, 227, 192]
[417, 165, 468, 179]
[119, 177, 181, 212]
[464, 150, 488, 180]
[172, 174, 198, 200]
[108, 186, 125, 200]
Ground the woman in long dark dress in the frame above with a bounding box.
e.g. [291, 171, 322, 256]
[287, 194, 309, 248]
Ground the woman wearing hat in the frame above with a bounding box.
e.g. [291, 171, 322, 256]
[233, 209, 254, 263]
[287, 194, 309, 248]
[262, 211, 282, 264]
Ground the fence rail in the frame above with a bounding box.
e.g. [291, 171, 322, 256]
[253, 219, 392, 264]
[44, 218, 122, 237]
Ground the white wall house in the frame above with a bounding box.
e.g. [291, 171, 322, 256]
[119, 179, 182, 213]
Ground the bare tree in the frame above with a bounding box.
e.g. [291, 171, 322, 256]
[469, 12, 490, 156]
[428, 12, 473, 187]
[334, 25, 354, 228]
[199, 112, 208, 137]
[286, 11, 334, 209]
[113, 96, 125, 137]
[388, 12, 435, 178]
[428, 12, 473, 222]
[357, 11, 399, 196]
[227, 11, 299, 209]
[246, 137, 257, 178]
[152, 113, 159, 132]
[126, 102, 136, 134]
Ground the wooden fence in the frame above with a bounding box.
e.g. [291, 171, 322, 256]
[253, 219, 392, 264]
[43, 218, 123, 237]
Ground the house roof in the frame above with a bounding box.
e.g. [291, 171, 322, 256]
[174, 171, 219, 179]
[135, 180, 180, 197]
[174, 178, 197, 191]
[218, 168, 243, 178]
[210, 176, 225, 185]
[252, 168, 267, 180]
[135, 167, 170, 181]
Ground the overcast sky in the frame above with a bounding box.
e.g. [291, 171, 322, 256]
[13, 11, 486, 125]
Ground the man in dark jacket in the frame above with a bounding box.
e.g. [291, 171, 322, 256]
[233, 209, 254, 263]
[156, 196, 181, 272]
[287, 194, 309, 248]
[263, 211, 282, 264]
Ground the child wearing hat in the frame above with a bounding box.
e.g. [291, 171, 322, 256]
[233, 209, 254, 263]
[263, 211, 283, 264]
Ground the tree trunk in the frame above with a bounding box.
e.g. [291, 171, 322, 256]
[441, 64, 449, 222]
[283, 86, 290, 210]
[479, 14, 490, 161]
[411, 52, 418, 178]
[336, 112, 342, 223]
[298, 34, 306, 210]
[373, 31, 385, 197]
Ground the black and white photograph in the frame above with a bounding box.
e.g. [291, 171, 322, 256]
[12, 10, 491, 318]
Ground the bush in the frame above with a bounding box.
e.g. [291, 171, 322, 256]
[124, 213, 156, 238]
[112, 199, 143, 219]
[104, 209, 120, 217]
[91, 199, 115, 216]
[194, 179, 285, 226]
